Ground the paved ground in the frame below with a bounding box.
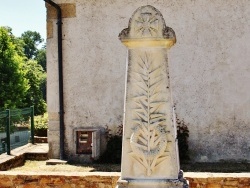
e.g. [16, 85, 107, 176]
[181, 162, 250, 173]
[0, 143, 48, 164]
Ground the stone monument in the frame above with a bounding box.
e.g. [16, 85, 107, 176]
[117, 5, 188, 188]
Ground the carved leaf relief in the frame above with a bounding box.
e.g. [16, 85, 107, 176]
[129, 52, 170, 176]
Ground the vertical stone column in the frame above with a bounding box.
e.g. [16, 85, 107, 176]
[117, 5, 187, 188]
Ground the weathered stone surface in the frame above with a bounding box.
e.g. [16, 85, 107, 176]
[34, 136, 48, 143]
[47, 130, 60, 158]
[46, 3, 76, 19]
[185, 173, 250, 188]
[48, 112, 60, 121]
[0, 155, 25, 171]
[46, 20, 53, 39]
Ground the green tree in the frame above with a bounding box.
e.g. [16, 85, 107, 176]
[3, 27, 24, 56]
[21, 31, 47, 107]
[20, 31, 43, 59]
[35, 47, 47, 102]
[0, 27, 47, 115]
[35, 46, 46, 71]
[0, 27, 29, 110]
[22, 59, 46, 115]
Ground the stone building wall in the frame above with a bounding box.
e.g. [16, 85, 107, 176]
[46, 0, 250, 162]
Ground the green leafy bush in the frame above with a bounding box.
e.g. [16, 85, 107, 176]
[34, 113, 48, 137]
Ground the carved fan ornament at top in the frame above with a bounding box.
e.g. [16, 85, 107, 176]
[132, 9, 160, 37]
[119, 5, 176, 45]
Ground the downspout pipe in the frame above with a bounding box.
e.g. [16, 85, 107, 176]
[44, 0, 64, 160]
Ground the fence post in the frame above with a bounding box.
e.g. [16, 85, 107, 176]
[6, 109, 10, 155]
[30, 106, 35, 144]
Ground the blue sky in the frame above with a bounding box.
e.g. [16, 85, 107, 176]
[0, 0, 46, 40]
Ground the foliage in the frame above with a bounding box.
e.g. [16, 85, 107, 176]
[35, 47, 46, 71]
[20, 30, 47, 114]
[0, 27, 29, 110]
[3, 27, 25, 57]
[0, 27, 47, 115]
[35, 47, 46, 101]
[20, 31, 44, 59]
[34, 113, 48, 137]
[22, 60, 47, 115]
[176, 118, 190, 161]
[0, 117, 6, 132]
[96, 124, 123, 164]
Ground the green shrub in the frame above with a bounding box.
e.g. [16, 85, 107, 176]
[34, 112, 48, 137]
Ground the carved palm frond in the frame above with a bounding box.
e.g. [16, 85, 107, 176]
[129, 52, 169, 176]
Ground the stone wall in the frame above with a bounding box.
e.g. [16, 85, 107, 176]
[0, 172, 120, 188]
[34, 136, 48, 144]
[0, 155, 25, 171]
[46, 0, 250, 162]
[0, 153, 48, 171]
[0, 172, 249, 188]
[187, 173, 250, 188]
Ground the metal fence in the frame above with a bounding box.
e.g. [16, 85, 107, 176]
[0, 106, 34, 155]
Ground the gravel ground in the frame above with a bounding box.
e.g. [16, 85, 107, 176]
[10, 160, 121, 172]
[9, 160, 250, 173]
[181, 162, 250, 173]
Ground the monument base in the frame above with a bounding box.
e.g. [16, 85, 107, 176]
[116, 170, 189, 188]
[116, 178, 187, 188]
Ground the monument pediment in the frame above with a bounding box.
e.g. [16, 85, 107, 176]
[119, 5, 176, 48]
